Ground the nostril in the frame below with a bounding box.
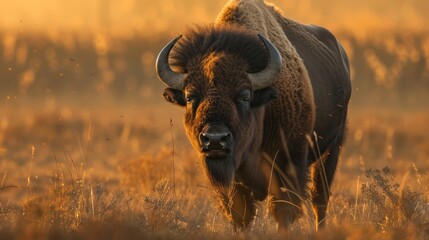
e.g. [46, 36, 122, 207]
[220, 133, 231, 144]
[199, 133, 210, 147]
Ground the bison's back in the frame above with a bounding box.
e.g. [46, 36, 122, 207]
[216, 0, 351, 159]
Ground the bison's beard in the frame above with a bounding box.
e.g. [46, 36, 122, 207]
[203, 156, 235, 187]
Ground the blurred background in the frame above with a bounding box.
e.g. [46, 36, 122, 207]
[1, 0, 427, 33]
[0, 0, 428, 183]
[1, 0, 428, 105]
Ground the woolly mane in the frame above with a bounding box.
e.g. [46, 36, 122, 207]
[170, 25, 269, 74]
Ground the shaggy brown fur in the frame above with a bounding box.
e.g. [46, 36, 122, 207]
[170, 25, 269, 74]
[158, 0, 351, 232]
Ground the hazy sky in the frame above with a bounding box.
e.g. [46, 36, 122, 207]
[0, 0, 426, 35]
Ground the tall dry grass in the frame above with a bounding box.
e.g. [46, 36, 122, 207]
[1, 108, 428, 239]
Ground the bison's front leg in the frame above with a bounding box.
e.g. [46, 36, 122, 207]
[217, 183, 257, 230]
[269, 145, 309, 232]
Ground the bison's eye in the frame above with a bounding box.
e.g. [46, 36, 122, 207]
[240, 96, 250, 102]
[236, 89, 251, 107]
[185, 93, 199, 104]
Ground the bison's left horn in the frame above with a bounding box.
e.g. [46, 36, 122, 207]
[156, 35, 185, 90]
[248, 34, 282, 90]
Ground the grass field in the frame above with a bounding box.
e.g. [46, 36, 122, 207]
[1, 5, 429, 238]
[1, 103, 429, 239]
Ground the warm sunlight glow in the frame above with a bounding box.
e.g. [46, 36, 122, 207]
[0, 1, 428, 238]
[0, 0, 427, 35]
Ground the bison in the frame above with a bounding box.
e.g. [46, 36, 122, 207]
[155, 0, 351, 232]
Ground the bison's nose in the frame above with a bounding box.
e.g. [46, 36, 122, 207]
[199, 125, 232, 153]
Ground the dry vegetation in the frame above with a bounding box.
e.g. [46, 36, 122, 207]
[1, 11, 429, 240]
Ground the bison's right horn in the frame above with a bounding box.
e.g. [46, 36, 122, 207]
[156, 35, 185, 90]
[248, 34, 282, 90]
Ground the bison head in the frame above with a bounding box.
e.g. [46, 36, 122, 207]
[156, 26, 281, 188]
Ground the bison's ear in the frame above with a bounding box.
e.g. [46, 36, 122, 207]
[163, 88, 186, 106]
[251, 86, 278, 108]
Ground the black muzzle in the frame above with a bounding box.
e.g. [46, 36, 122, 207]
[199, 124, 233, 158]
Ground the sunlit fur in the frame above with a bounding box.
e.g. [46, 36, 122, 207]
[170, 25, 269, 74]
